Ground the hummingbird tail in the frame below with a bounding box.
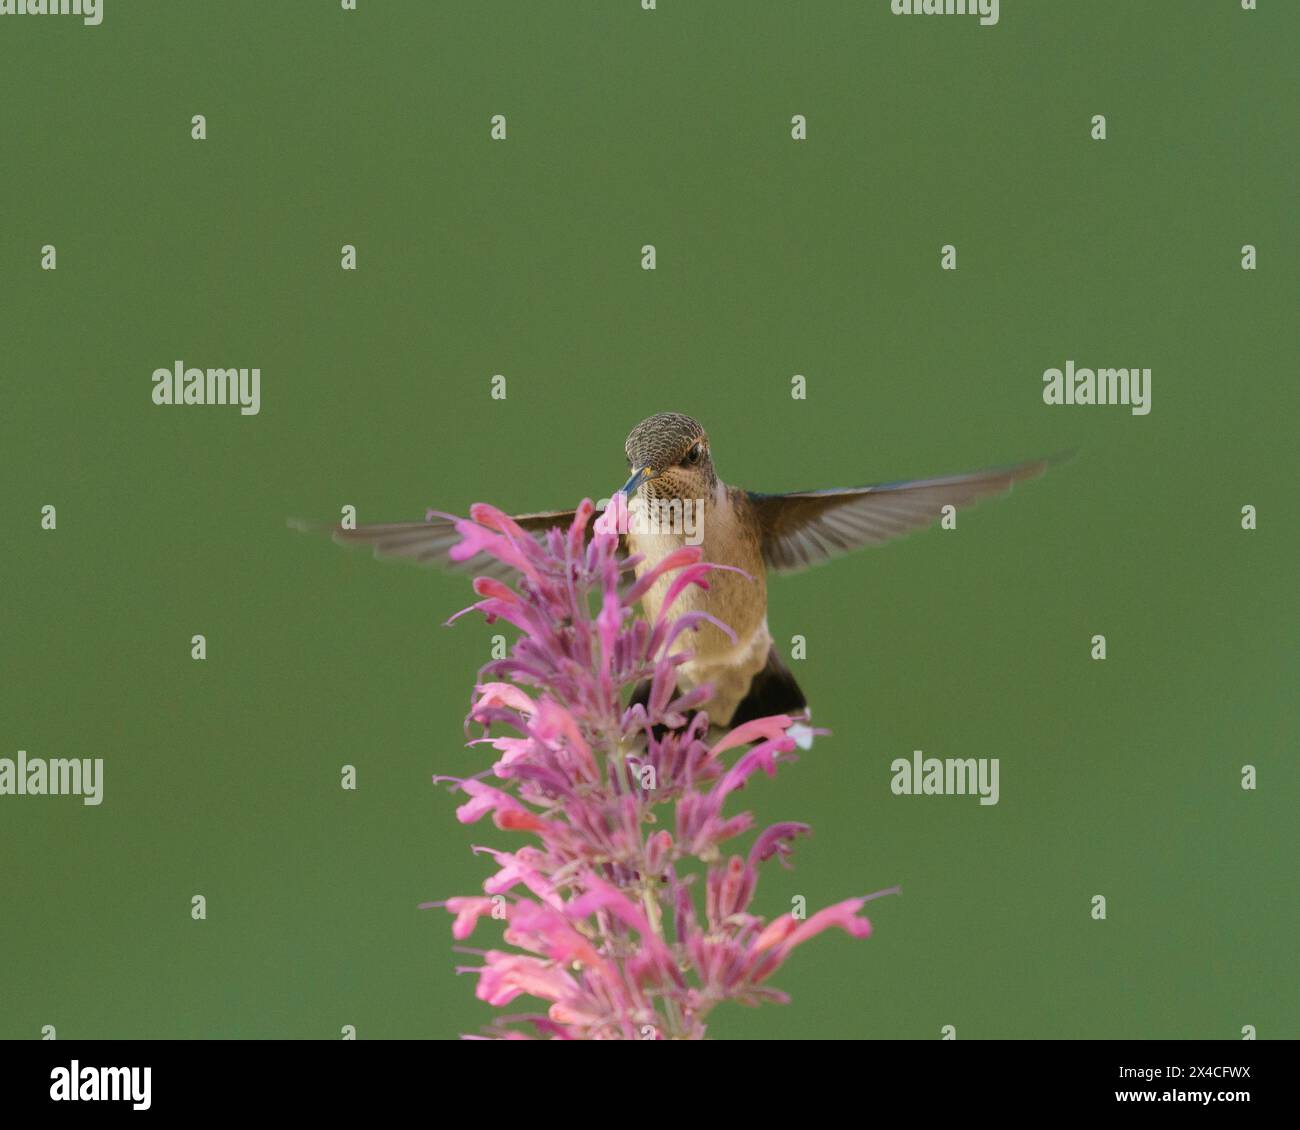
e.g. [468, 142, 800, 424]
[729, 647, 808, 728]
[628, 647, 808, 736]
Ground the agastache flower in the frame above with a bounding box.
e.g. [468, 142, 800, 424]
[428, 499, 897, 1039]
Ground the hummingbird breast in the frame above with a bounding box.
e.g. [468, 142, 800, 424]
[627, 485, 770, 725]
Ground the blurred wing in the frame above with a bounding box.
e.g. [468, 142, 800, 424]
[292, 509, 584, 581]
[749, 456, 1057, 574]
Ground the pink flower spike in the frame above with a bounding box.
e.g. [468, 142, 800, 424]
[433, 492, 893, 1038]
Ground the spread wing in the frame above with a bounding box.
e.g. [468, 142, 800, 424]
[291, 508, 588, 581]
[748, 456, 1058, 574]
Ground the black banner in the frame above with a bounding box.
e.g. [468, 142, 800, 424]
[1, 1038, 1288, 1116]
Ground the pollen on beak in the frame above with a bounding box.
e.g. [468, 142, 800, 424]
[620, 466, 657, 496]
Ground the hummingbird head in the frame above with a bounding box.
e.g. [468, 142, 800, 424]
[621, 412, 716, 501]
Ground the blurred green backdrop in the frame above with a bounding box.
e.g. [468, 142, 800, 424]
[2, 0, 1296, 1040]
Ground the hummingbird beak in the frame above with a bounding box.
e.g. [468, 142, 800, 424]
[619, 465, 658, 497]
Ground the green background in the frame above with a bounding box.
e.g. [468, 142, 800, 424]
[2, 0, 1296, 1040]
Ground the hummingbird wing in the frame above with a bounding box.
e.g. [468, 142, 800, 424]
[747, 455, 1057, 574]
[292, 508, 588, 581]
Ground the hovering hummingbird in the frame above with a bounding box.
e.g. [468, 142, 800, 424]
[310, 413, 1057, 727]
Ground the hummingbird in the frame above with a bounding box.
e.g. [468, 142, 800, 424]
[311, 412, 1057, 727]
